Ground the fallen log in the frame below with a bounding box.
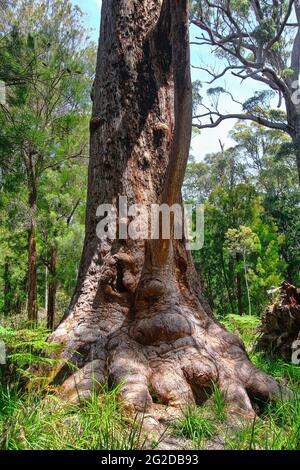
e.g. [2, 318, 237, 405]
[255, 281, 300, 362]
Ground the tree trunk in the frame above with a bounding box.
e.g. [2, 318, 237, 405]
[220, 251, 235, 314]
[292, 132, 300, 187]
[3, 260, 11, 316]
[49, 0, 283, 426]
[295, 144, 300, 187]
[243, 253, 251, 316]
[47, 242, 58, 331]
[27, 181, 38, 324]
[236, 254, 243, 316]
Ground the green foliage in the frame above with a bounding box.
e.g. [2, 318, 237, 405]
[243, 91, 275, 114]
[225, 226, 261, 257]
[186, 120, 298, 317]
[0, 324, 63, 388]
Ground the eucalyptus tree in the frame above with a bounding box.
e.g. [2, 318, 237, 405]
[191, 0, 300, 184]
[48, 0, 283, 424]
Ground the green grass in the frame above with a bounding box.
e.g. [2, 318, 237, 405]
[210, 382, 227, 422]
[173, 405, 216, 448]
[0, 383, 148, 450]
[224, 394, 300, 450]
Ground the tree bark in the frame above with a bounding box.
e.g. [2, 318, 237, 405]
[47, 242, 58, 331]
[49, 0, 283, 426]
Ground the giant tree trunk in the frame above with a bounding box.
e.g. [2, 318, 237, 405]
[50, 0, 282, 424]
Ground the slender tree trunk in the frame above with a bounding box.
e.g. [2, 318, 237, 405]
[295, 144, 300, 186]
[27, 181, 38, 324]
[47, 242, 57, 331]
[236, 254, 243, 316]
[243, 252, 251, 316]
[45, 265, 48, 312]
[292, 132, 300, 186]
[3, 260, 11, 316]
[228, 256, 236, 312]
[220, 251, 235, 314]
[49, 0, 283, 427]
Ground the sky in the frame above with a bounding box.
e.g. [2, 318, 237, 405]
[71, 0, 268, 161]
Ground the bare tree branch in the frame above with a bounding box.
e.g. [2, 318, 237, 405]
[193, 111, 291, 133]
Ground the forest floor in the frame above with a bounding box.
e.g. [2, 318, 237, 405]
[0, 314, 299, 450]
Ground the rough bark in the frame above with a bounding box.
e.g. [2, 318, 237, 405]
[47, 242, 58, 331]
[49, 0, 283, 427]
[256, 281, 300, 361]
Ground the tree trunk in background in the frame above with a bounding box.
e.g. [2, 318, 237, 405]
[291, 130, 300, 187]
[243, 253, 251, 316]
[295, 141, 300, 186]
[49, 0, 283, 428]
[220, 251, 235, 314]
[47, 242, 57, 331]
[236, 254, 243, 316]
[3, 260, 11, 316]
[27, 179, 38, 324]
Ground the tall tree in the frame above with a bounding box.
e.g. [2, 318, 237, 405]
[49, 0, 283, 423]
[191, 0, 300, 184]
[0, 0, 94, 322]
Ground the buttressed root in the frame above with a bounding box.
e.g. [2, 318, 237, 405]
[50, 289, 285, 430]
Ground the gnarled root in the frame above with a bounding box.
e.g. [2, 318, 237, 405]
[49, 304, 284, 433]
[107, 314, 283, 425]
[48, 244, 286, 434]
